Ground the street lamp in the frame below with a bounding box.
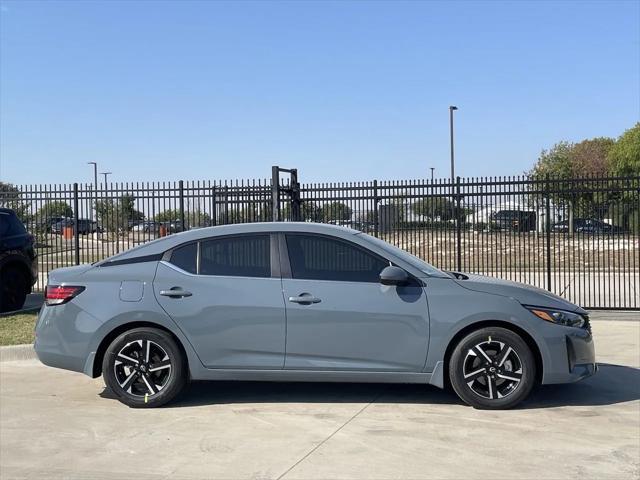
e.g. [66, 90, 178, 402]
[100, 172, 112, 185]
[449, 105, 458, 183]
[449, 106, 458, 232]
[87, 162, 98, 221]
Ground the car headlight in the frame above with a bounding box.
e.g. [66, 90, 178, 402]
[525, 306, 585, 328]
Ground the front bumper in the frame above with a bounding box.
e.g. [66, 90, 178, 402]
[565, 328, 597, 381]
[542, 324, 597, 384]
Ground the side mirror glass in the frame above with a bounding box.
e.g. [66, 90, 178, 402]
[379, 265, 409, 286]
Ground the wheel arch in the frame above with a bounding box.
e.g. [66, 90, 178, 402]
[91, 321, 189, 378]
[443, 320, 543, 387]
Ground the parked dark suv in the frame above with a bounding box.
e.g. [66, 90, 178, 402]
[490, 210, 537, 232]
[51, 218, 102, 235]
[0, 208, 38, 312]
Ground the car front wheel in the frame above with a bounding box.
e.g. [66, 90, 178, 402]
[449, 327, 536, 409]
[102, 327, 187, 408]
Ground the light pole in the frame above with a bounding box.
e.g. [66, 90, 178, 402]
[449, 105, 458, 228]
[449, 105, 458, 183]
[100, 172, 112, 185]
[87, 162, 98, 221]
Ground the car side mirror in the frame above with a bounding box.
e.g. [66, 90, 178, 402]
[379, 266, 410, 286]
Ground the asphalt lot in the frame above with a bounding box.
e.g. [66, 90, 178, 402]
[1, 319, 638, 480]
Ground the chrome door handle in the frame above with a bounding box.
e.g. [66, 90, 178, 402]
[288, 293, 321, 305]
[160, 288, 192, 298]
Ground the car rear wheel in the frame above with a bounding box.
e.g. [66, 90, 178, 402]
[0, 265, 28, 313]
[449, 327, 536, 409]
[102, 327, 187, 408]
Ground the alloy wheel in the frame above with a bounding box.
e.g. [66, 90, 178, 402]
[462, 340, 523, 400]
[114, 340, 172, 397]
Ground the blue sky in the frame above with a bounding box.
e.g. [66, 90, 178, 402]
[0, 0, 638, 185]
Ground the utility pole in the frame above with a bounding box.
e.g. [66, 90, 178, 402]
[100, 172, 112, 185]
[449, 105, 458, 226]
[87, 162, 98, 221]
[449, 105, 458, 183]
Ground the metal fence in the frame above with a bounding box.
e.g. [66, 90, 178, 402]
[2, 169, 638, 309]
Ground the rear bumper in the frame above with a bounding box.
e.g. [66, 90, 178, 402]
[34, 304, 98, 375]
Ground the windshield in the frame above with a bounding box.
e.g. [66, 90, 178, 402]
[357, 233, 449, 278]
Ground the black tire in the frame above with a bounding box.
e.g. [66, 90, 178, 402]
[102, 327, 187, 408]
[0, 265, 28, 313]
[449, 327, 536, 410]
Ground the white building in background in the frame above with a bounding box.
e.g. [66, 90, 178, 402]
[467, 200, 564, 232]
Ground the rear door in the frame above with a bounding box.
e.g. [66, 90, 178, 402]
[154, 233, 286, 369]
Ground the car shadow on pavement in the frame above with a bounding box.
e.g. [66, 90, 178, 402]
[523, 363, 640, 409]
[99, 363, 639, 409]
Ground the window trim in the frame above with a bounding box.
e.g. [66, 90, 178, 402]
[164, 233, 278, 279]
[280, 232, 394, 284]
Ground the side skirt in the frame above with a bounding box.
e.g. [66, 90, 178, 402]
[191, 368, 438, 386]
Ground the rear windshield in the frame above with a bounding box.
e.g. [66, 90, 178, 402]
[0, 211, 27, 238]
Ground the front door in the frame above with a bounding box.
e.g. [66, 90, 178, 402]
[154, 234, 286, 369]
[281, 233, 429, 372]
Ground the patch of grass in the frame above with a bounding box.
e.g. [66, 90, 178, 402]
[0, 312, 38, 346]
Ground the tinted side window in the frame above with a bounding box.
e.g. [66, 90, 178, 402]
[200, 235, 270, 278]
[286, 234, 388, 282]
[170, 243, 197, 274]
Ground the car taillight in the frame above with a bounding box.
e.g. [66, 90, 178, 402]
[45, 285, 85, 306]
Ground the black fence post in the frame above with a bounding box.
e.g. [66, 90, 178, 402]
[545, 175, 552, 292]
[271, 166, 280, 222]
[178, 180, 185, 229]
[456, 176, 462, 271]
[73, 183, 80, 265]
[211, 185, 217, 227]
[290, 168, 301, 221]
[373, 179, 379, 237]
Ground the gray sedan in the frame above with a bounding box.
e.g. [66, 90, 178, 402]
[34, 222, 596, 409]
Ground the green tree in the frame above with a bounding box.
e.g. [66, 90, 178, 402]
[570, 137, 616, 177]
[529, 140, 614, 233]
[606, 124, 640, 233]
[529, 141, 574, 179]
[0, 182, 31, 223]
[216, 202, 271, 224]
[156, 208, 212, 227]
[319, 202, 352, 222]
[96, 194, 145, 232]
[281, 202, 321, 222]
[411, 197, 455, 220]
[608, 123, 640, 176]
[36, 201, 73, 221]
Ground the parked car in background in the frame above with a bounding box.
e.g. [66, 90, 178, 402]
[160, 220, 186, 233]
[0, 208, 38, 312]
[38, 216, 70, 233]
[35, 222, 595, 410]
[552, 218, 624, 234]
[131, 221, 161, 233]
[490, 210, 536, 232]
[52, 219, 102, 235]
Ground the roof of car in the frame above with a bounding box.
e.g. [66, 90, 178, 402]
[99, 222, 361, 263]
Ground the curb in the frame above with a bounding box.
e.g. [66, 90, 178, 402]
[0, 307, 40, 318]
[0, 344, 38, 362]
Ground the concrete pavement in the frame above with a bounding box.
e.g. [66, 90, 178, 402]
[1, 320, 639, 480]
